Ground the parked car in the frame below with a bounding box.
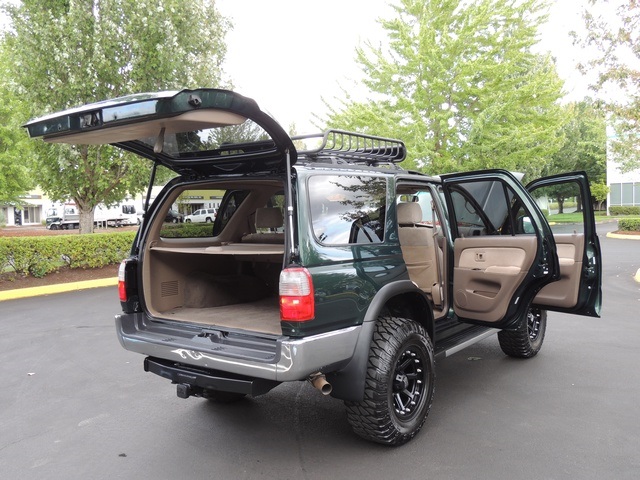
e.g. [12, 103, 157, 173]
[165, 210, 183, 223]
[185, 208, 216, 223]
[25, 88, 602, 446]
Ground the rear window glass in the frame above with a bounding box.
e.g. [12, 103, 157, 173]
[140, 120, 270, 158]
[159, 187, 226, 238]
[308, 175, 387, 245]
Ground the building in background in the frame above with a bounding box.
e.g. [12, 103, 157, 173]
[606, 126, 640, 213]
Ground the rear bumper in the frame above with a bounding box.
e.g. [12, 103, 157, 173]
[115, 313, 362, 382]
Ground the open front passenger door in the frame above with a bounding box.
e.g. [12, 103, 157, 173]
[441, 170, 601, 330]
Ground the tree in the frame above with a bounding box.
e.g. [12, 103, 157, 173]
[590, 182, 609, 211]
[2, 0, 229, 233]
[575, 0, 640, 173]
[0, 41, 33, 205]
[323, 0, 565, 178]
[543, 100, 607, 212]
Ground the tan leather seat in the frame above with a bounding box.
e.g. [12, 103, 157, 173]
[397, 203, 438, 296]
[242, 207, 285, 244]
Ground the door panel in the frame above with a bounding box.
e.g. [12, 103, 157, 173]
[533, 234, 584, 308]
[453, 236, 538, 322]
[441, 170, 557, 329]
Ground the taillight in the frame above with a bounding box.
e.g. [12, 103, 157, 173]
[118, 260, 128, 302]
[118, 258, 139, 313]
[279, 267, 314, 322]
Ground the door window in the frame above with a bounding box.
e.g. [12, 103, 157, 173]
[308, 175, 387, 245]
[448, 179, 530, 238]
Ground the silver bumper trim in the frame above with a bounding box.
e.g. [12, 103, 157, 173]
[116, 314, 362, 382]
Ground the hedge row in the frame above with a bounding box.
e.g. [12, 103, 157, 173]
[159, 223, 213, 238]
[609, 206, 640, 216]
[548, 201, 577, 210]
[0, 232, 136, 278]
[618, 218, 640, 232]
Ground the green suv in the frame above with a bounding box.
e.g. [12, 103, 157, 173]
[26, 88, 602, 445]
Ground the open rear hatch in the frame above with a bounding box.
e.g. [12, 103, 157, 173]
[24, 88, 297, 176]
[26, 89, 300, 336]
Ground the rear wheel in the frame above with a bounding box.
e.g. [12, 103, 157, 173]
[498, 306, 547, 358]
[345, 314, 435, 446]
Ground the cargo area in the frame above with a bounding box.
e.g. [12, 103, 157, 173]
[143, 244, 284, 335]
[140, 180, 287, 336]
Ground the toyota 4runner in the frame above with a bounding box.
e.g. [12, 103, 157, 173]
[26, 88, 602, 445]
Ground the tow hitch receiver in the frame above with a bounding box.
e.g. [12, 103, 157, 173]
[176, 383, 193, 399]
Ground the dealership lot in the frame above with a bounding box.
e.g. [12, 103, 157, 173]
[1, 222, 638, 480]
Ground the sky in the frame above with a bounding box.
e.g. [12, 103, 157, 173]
[0, 0, 594, 132]
[216, 0, 592, 134]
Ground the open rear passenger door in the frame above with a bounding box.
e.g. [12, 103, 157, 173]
[441, 170, 601, 330]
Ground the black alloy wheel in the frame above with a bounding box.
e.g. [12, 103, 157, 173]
[345, 314, 435, 446]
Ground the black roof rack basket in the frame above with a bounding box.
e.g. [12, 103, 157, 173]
[294, 129, 406, 165]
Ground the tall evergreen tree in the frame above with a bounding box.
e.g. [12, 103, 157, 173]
[324, 0, 565, 178]
[2, 0, 229, 232]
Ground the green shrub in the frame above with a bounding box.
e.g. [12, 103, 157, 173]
[609, 206, 640, 216]
[548, 201, 577, 210]
[0, 231, 136, 278]
[160, 223, 213, 238]
[618, 218, 640, 232]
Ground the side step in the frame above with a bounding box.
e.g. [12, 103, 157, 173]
[144, 357, 280, 397]
[434, 326, 498, 360]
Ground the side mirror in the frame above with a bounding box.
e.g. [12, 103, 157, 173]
[518, 216, 535, 234]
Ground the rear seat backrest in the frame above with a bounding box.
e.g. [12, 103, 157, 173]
[397, 203, 438, 296]
[241, 207, 285, 244]
[255, 207, 283, 230]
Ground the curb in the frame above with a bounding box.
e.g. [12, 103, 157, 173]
[605, 232, 640, 240]
[0, 277, 118, 302]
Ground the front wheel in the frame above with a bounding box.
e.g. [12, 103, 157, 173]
[498, 306, 547, 358]
[345, 315, 435, 446]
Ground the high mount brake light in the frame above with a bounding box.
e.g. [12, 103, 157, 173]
[279, 267, 314, 322]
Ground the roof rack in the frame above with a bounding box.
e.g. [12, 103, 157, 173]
[293, 129, 406, 165]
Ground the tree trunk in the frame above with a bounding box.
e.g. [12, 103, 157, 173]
[576, 192, 583, 212]
[78, 206, 95, 234]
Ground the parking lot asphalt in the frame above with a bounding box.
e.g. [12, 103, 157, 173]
[1, 222, 639, 479]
